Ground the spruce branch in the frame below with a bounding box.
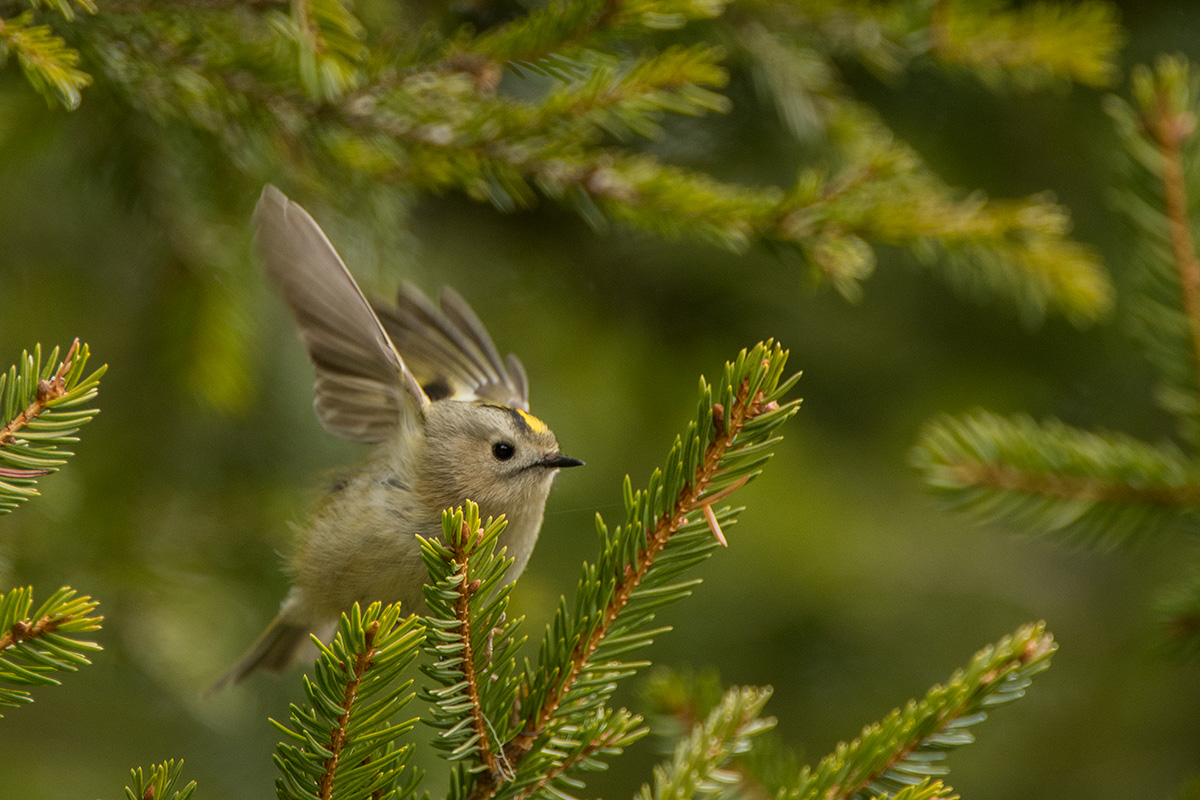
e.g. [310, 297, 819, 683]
[752, 0, 1120, 90]
[1106, 56, 1200, 443]
[1143, 61, 1200, 412]
[292, 0, 367, 102]
[785, 623, 1054, 800]
[419, 504, 526, 783]
[925, 0, 1120, 89]
[911, 56, 1200, 651]
[50, 0, 1112, 322]
[464, 0, 729, 66]
[0, 586, 103, 715]
[871, 782, 958, 800]
[123, 761, 197, 800]
[465, 0, 622, 65]
[635, 684, 775, 800]
[272, 602, 424, 800]
[458, 342, 799, 800]
[912, 410, 1200, 547]
[1, 339, 106, 515]
[27, 0, 95, 22]
[0, 11, 92, 108]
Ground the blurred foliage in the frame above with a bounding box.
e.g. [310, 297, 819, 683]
[913, 55, 1200, 656]
[2, 0, 1200, 799]
[2, 0, 1119, 388]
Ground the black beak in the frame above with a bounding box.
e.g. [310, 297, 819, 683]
[543, 453, 584, 469]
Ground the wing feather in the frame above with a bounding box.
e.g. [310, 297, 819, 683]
[373, 282, 530, 410]
[252, 185, 429, 442]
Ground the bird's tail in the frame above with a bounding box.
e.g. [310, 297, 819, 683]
[207, 611, 313, 695]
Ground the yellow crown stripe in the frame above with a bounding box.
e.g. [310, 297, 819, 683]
[516, 408, 548, 434]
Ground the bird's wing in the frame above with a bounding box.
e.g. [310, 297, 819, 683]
[372, 282, 530, 411]
[252, 185, 429, 443]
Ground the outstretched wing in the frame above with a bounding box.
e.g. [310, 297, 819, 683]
[372, 282, 530, 411]
[252, 185, 429, 443]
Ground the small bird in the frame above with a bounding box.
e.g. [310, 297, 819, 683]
[212, 186, 582, 690]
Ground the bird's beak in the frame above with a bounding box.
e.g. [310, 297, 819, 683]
[542, 453, 584, 469]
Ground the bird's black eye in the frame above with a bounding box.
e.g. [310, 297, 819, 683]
[492, 442, 515, 461]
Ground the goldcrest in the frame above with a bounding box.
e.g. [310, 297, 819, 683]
[212, 186, 581, 689]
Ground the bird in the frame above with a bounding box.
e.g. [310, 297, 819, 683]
[211, 185, 582, 690]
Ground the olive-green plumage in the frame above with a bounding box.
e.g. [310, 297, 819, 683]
[211, 186, 581, 691]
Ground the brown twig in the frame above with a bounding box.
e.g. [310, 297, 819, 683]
[1148, 88, 1200, 402]
[949, 459, 1200, 508]
[318, 620, 380, 800]
[453, 520, 503, 781]
[0, 613, 71, 653]
[467, 376, 778, 800]
[0, 338, 80, 447]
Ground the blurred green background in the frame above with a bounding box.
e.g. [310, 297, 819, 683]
[2, 2, 1200, 798]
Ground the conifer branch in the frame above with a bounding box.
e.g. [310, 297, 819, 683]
[0, 12, 92, 108]
[912, 411, 1199, 547]
[753, 0, 1120, 89]
[0, 338, 80, 446]
[635, 685, 775, 800]
[923, 0, 1119, 89]
[123, 761, 197, 800]
[0, 586, 102, 715]
[528, 371, 775, 740]
[35, 0, 1111, 321]
[1143, 78, 1200, 406]
[450, 518, 502, 778]
[877, 782, 958, 800]
[465, 0, 626, 65]
[517, 719, 634, 800]
[273, 602, 424, 800]
[420, 505, 530, 788]
[1, 340, 106, 515]
[453, 343, 799, 800]
[785, 623, 1054, 800]
[319, 619, 378, 800]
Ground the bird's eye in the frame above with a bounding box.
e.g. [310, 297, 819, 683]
[492, 442, 515, 461]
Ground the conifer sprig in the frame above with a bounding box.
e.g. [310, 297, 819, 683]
[1, 339, 106, 515]
[0, 586, 102, 715]
[123, 761, 197, 800]
[457, 342, 799, 800]
[419, 505, 526, 782]
[1108, 56, 1200, 445]
[0, 11, 92, 108]
[752, 0, 1120, 89]
[875, 782, 958, 800]
[912, 411, 1200, 547]
[784, 622, 1055, 800]
[464, 0, 730, 65]
[635, 685, 775, 800]
[272, 602, 425, 800]
[925, 0, 1120, 89]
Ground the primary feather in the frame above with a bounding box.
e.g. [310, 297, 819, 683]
[252, 185, 429, 443]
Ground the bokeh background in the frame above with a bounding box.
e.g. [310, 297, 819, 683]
[2, 2, 1200, 798]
